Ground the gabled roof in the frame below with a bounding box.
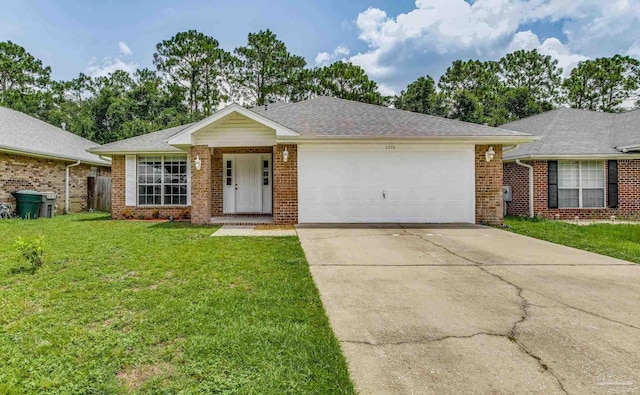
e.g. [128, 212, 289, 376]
[89, 96, 535, 155]
[252, 96, 532, 138]
[167, 103, 298, 146]
[88, 123, 195, 154]
[502, 108, 640, 160]
[0, 106, 110, 166]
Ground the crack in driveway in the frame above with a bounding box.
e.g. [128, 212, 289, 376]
[410, 231, 569, 394]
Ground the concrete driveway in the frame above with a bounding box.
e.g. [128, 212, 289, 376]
[297, 225, 640, 395]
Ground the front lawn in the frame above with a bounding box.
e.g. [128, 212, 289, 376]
[504, 217, 640, 264]
[0, 214, 354, 394]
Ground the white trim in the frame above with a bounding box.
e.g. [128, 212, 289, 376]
[277, 135, 538, 145]
[505, 154, 640, 162]
[0, 145, 110, 167]
[125, 155, 137, 206]
[167, 103, 299, 146]
[89, 150, 186, 156]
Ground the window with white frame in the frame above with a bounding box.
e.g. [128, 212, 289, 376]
[138, 156, 188, 206]
[558, 161, 605, 208]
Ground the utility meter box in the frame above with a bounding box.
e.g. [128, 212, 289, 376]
[503, 186, 512, 202]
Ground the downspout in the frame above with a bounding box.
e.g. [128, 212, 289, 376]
[515, 159, 534, 218]
[65, 161, 81, 214]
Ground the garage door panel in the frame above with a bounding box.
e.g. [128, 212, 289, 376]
[298, 145, 475, 223]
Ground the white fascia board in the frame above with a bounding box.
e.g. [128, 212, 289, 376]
[275, 135, 539, 145]
[0, 145, 111, 167]
[85, 150, 188, 156]
[504, 153, 640, 162]
[167, 103, 299, 146]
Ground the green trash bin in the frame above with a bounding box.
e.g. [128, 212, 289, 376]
[12, 190, 43, 219]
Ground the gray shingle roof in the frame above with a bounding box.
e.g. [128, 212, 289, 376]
[252, 96, 531, 137]
[88, 123, 195, 154]
[501, 108, 640, 160]
[0, 106, 110, 165]
[89, 96, 534, 154]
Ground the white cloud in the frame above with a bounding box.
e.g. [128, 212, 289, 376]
[118, 41, 132, 56]
[314, 44, 351, 66]
[377, 83, 396, 96]
[507, 31, 589, 75]
[318, 0, 640, 93]
[85, 56, 138, 78]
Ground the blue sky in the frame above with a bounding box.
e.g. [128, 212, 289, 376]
[2, 0, 639, 95]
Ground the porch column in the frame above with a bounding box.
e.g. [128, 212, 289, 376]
[191, 145, 212, 225]
[273, 144, 298, 224]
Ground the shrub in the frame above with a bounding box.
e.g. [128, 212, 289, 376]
[179, 208, 191, 220]
[151, 209, 160, 219]
[14, 236, 45, 268]
[122, 209, 133, 219]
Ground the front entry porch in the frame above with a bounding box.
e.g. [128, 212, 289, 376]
[210, 215, 274, 225]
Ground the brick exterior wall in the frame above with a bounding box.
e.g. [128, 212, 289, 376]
[111, 155, 191, 220]
[273, 144, 298, 225]
[504, 159, 640, 219]
[503, 162, 530, 216]
[211, 146, 273, 216]
[0, 152, 110, 214]
[190, 146, 212, 225]
[475, 145, 504, 225]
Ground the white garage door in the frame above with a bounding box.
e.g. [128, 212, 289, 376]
[298, 144, 475, 223]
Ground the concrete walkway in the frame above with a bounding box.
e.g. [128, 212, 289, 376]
[298, 225, 640, 394]
[211, 225, 297, 237]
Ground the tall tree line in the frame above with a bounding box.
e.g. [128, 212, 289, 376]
[395, 50, 640, 126]
[0, 30, 386, 144]
[1, 31, 639, 144]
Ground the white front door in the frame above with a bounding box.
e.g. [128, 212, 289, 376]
[223, 154, 272, 214]
[235, 154, 262, 213]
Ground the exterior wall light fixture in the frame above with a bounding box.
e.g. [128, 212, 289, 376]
[194, 155, 202, 171]
[283, 147, 289, 163]
[485, 146, 495, 162]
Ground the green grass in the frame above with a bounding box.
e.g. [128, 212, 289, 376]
[0, 214, 354, 394]
[504, 216, 640, 264]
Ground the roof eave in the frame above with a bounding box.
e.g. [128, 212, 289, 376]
[86, 149, 188, 156]
[275, 135, 538, 144]
[0, 145, 110, 167]
[504, 153, 640, 162]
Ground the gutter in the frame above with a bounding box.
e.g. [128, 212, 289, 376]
[515, 160, 534, 218]
[502, 144, 520, 154]
[65, 161, 81, 214]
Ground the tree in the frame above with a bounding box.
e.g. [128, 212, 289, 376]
[393, 76, 443, 114]
[232, 29, 307, 106]
[154, 30, 230, 115]
[564, 55, 640, 112]
[0, 40, 52, 118]
[498, 49, 563, 112]
[438, 60, 502, 125]
[313, 61, 385, 105]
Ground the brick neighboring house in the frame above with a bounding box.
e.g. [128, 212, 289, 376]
[502, 108, 640, 220]
[0, 106, 111, 214]
[88, 96, 535, 226]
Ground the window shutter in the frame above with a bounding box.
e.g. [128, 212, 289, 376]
[548, 161, 558, 209]
[125, 155, 137, 206]
[607, 160, 618, 209]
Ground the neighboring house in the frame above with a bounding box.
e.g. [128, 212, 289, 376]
[0, 106, 111, 214]
[503, 108, 640, 219]
[88, 96, 535, 225]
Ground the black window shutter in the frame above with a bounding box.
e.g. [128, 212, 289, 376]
[548, 161, 558, 209]
[608, 160, 619, 209]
